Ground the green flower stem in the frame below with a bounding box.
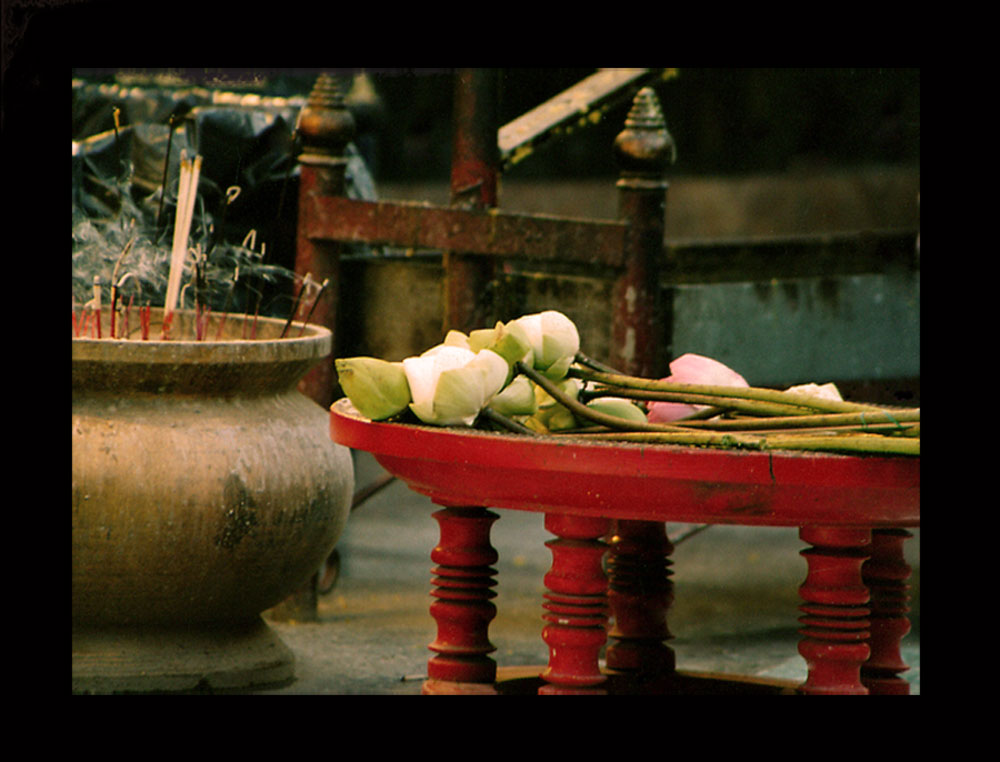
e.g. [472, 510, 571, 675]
[516, 361, 689, 433]
[581, 384, 813, 417]
[566, 429, 768, 450]
[574, 351, 622, 375]
[568, 367, 889, 415]
[571, 430, 920, 456]
[668, 408, 920, 432]
[478, 406, 538, 436]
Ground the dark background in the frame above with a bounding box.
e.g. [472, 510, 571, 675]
[68, 67, 919, 183]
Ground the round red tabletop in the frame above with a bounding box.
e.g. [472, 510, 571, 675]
[330, 398, 919, 528]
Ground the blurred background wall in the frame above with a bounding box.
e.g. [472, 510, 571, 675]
[71, 67, 919, 400]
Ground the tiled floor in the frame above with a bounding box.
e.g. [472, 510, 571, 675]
[252, 451, 920, 695]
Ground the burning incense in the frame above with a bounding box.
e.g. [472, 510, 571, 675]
[191, 244, 209, 339]
[112, 272, 134, 338]
[140, 303, 151, 340]
[109, 237, 135, 340]
[248, 242, 266, 339]
[207, 186, 242, 257]
[215, 266, 239, 340]
[156, 114, 181, 234]
[297, 278, 330, 337]
[281, 272, 312, 338]
[92, 276, 102, 339]
[197, 306, 211, 341]
[241, 228, 257, 251]
[164, 152, 202, 324]
[112, 107, 123, 182]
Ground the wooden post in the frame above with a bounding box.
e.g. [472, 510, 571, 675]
[294, 72, 355, 410]
[612, 87, 675, 378]
[861, 528, 914, 694]
[443, 68, 500, 335]
[606, 519, 677, 691]
[423, 505, 500, 694]
[539, 513, 611, 695]
[797, 526, 872, 694]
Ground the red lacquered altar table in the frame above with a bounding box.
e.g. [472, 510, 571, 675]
[330, 398, 919, 695]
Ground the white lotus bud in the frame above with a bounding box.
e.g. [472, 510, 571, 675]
[335, 357, 412, 421]
[402, 344, 509, 426]
[784, 382, 843, 401]
[586, 397, 648, 424]
[508, 310, 580, 379]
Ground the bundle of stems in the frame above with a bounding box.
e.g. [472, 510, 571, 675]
[507, 354, 919, 457]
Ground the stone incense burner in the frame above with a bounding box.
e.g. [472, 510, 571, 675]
[72, 307, 354, 692]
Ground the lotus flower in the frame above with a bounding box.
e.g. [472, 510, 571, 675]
[444, 321, 534, 382]
[487, 374, 537, 417]
[646, 353, 749, 423]
[509, 310, 580, 380]
[785, 381, 843, 401]
[335, 356, 412, 421]
[586, 397, 648, 424]
[402, 344, 509, 426]
[525, 377, 581, 432]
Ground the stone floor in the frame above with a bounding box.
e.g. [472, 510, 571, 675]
[251, 451, 920, 695]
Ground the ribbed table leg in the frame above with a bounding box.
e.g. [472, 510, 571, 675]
[861, 528, 914, 695]
[539, 513, 611, 695]
[606, 519, 676, 692]
[797, 526, 872, 695]
[423, 505, 499, 695]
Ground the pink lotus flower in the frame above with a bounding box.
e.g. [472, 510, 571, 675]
[646, 353, 749, 423]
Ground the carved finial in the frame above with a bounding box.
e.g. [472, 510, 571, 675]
[614, 87, 676, 178]
[296, 73, 356, 160]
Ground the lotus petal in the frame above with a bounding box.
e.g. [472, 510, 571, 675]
[586, 397, 648, 424]
[488, 374, 537, 416]
[403, 344, 508, 426]
[335, 356, 412, 421]
[646, 353, 749, 423]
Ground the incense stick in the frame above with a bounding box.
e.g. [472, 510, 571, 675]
[140, 303, 151, 340]
[163, 152, 202, 323]
[92, 276, 102, 339]
[216, 266, 239, 340]
[156, 114, 180, 234]
[297, 278, 330, 337]
[280, 272, 311, 338]
[109, 237, 135, 340]
[163, 153, 191, 320]
[112, 272, 134, 338]
[112, 107, 123, 182]
[207, 185, 241, 257]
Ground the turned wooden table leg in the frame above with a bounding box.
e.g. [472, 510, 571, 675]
[423, 505, 500, 695]
[861, 528, 914, 695]
[605, 519, 676, 691]
[539, 513, 611, 695]
[797, 526, 872, 695]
